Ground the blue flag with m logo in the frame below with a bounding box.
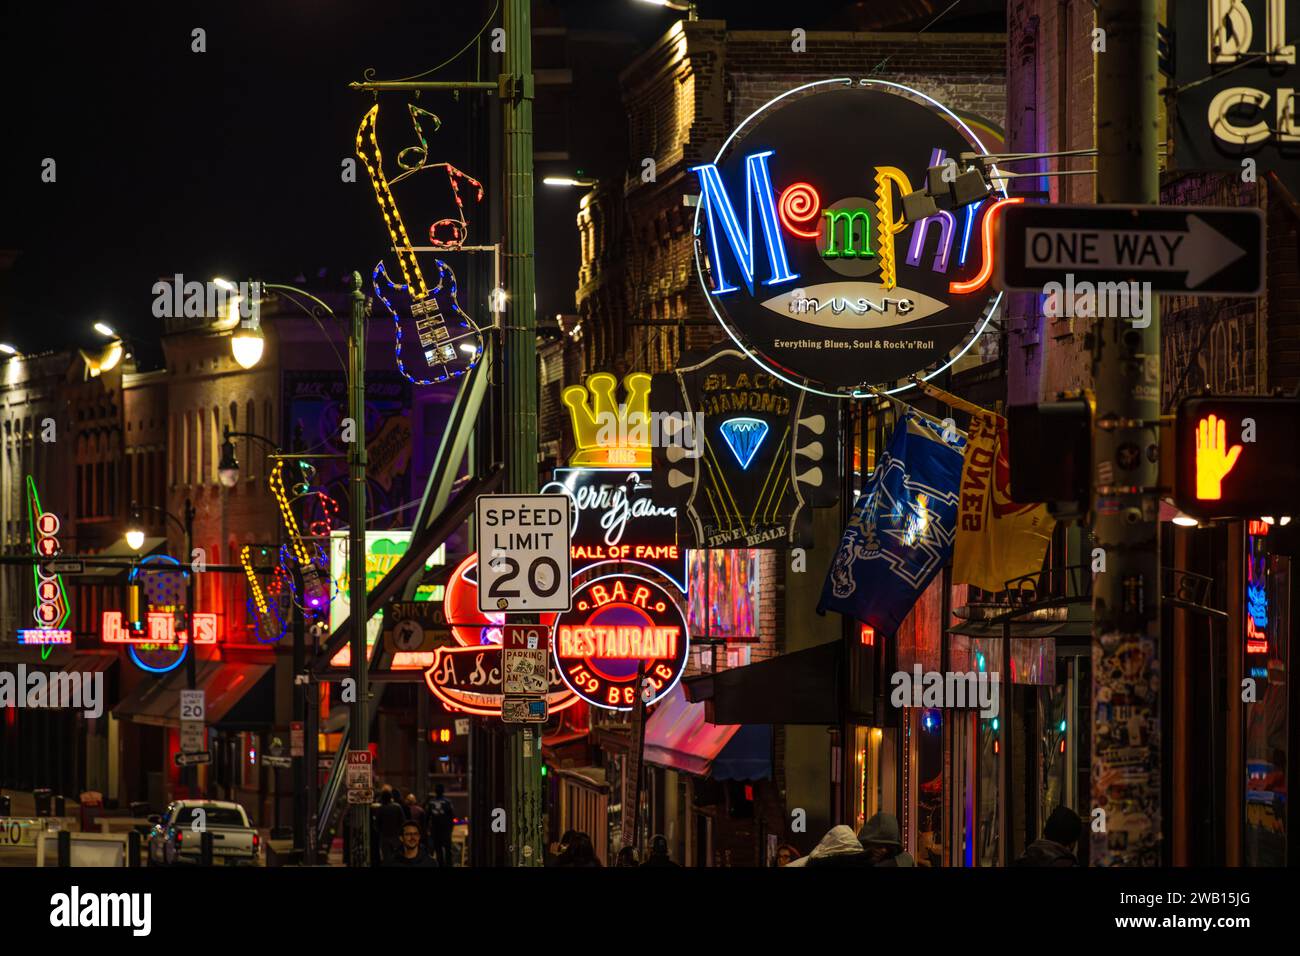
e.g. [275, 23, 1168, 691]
[819, 412, 965, 637]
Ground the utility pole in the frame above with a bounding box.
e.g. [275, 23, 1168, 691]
[501, 0, 542, 867]
[1090, 0, 1162, 866]
[347, 271, 371, 868]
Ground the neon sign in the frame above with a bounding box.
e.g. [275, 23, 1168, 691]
[562, 372, 653, 469]
[356, 103, 484, 385]
[650, 343, 838, 549]
[18, 629, 71, 645]
[425, 554, 570, 715]
[102, 611, 218, 644]
[691, 79, 1005, 397]
[540, 469, 685, 590]
[717, 417, 769, 469]
[328, 529, 447, 669]
[552, 574, 690, 711]
[1246, 526, 1270, 655]
[26, 477, 70, 656]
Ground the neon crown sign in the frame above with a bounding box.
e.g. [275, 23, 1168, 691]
[692, 78, 1011, 398]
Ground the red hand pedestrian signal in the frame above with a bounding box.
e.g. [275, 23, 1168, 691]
[1194, 414, 1242, 500]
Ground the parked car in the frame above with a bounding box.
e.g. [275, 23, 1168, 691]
[147, 800, 260, 866]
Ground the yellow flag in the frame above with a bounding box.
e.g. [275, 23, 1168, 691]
[907, 379, 1054, 591]
[953, 407, 1055, 591]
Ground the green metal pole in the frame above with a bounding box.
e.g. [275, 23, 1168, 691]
[502, 0, 542, 867]
[1090, 0, 1162, 867]
[347, 271, 371, 867]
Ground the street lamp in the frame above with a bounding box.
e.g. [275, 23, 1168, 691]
[93, 321, 116, 338]
[231, 323, 265, 369]
[0, 343, 17, 356]
[635, 0, 698, 19]
[542, 175, 598, 188]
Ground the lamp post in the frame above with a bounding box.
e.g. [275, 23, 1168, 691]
[127, 497, 198, 792]
[221, 425, 331, 861]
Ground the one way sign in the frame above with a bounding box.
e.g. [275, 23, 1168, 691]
[998, 204, 1264, 296]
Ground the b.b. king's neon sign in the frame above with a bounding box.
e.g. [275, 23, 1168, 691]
[692, 79, 1007, 398]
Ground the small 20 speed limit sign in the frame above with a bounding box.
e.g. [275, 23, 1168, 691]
[476, 494, 572, 612]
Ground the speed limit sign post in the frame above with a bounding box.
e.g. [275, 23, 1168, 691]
[476, 494, 572, 613]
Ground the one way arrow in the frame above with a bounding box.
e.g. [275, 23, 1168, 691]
[1023, 215, 1247, 288]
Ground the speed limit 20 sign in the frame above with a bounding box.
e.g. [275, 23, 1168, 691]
[476, 494, 572, 613]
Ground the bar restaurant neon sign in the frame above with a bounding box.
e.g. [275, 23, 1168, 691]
[692, 78, 1009, 398]
[553, 573, 689, 711]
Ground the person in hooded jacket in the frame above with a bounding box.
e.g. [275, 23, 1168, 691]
[1015, 806, 1081, 866]
[797, 825, 871, 867]
[858, 813, 915, 866]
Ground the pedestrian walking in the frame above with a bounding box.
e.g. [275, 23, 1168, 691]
[639, 834, 680, 867]
[857, 813, 914, 867]
[1014, 806, 1081, 866]
[424, 783, 456, 867]
[554, 831, 602, 867]
[799, 825, 871, 867]
[375, 788, 407, 865]
[405, 793, 425, 838]
[386, 822, 438, 867]
[614, 846, 640, 867]
[547, 829, 580, 866]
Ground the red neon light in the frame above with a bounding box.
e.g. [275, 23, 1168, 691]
[101, 610, 219, 645]
[556, 621, 681, 660]
[860, 623, 875, 647]
[777, 182, 823, 239]
[1248, 520, 1270, 537]
[17, 628, 72, 645]
[949, 196, 1022, 294]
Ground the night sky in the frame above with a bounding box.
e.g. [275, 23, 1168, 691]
[0, 0, 1004, 357]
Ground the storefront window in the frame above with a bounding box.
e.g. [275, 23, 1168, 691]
[916, 708, 943, 866]
[1244, 526, 1288, 866]
[850, 725, 895, 832]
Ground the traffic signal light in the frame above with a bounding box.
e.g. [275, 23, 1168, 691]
[1174, 396, 1300, 520]
[1007, 395, 1093, 518]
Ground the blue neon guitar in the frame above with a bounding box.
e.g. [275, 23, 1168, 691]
[356, 104, 484, 384]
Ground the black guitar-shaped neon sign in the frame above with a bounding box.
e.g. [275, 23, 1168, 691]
[356, 103, 485, 385]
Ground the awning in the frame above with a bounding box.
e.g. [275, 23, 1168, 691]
[113, 660, 272, 728]
[711, 724, 771, 781]
[643, 683, 769, 780]
[683, 640, 842, 725]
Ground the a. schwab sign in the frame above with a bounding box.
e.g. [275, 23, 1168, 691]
[691, 79, 1008, 397]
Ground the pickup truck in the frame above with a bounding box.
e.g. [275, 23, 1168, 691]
[147, 800, 260, 866]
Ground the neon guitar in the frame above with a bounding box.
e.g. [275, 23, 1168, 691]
[268, 460, 330, 613]
[356, 104, 484, 385]
[241, 545, 286, 643]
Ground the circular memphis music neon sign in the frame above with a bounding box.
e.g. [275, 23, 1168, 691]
[692, 78, 1008, 398]
[552, 573, 689, 712]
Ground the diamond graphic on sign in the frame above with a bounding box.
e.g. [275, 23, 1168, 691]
[719, 418, 770, 470]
